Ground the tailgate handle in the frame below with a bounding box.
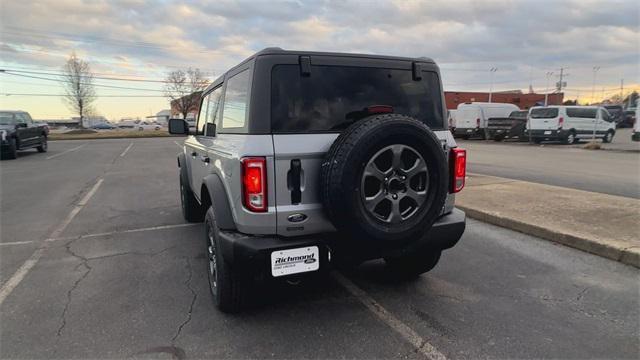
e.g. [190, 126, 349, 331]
[287, 159, 302, 204]
[299, 56, 311, 77]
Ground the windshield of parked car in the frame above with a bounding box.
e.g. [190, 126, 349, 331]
[0, 112, 17, 125]
[271, 65, 444, 132]
[530, 108, 559, 118]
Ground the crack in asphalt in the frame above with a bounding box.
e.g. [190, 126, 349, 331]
[57, 238, 92, 337]
[56, 243, 177, 337]
[171, 257, 197, 343]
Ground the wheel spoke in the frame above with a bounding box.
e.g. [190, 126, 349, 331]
[388, 200, 403, 224]
[404, 188, 427, 206]
[364, 190, 385, 211]
[391, 145, 404, 170]
[364, 161, 388, 181]
[404, 157, 427, 179]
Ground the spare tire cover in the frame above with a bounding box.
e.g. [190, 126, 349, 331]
[321, 114, 448, 243]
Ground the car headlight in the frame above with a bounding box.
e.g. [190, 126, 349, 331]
[0, 130, 6, 142]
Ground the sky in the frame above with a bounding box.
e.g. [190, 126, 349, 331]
[0, 0, 638, 120]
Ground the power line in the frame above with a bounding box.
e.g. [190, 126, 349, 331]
[0, 93, 166, 97]
[1, 71, 166, 92]
[1, 68, 172, 83]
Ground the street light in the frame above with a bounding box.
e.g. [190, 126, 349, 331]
[544, 71, 554, 106]
[591, 66, 600, 141]
[488, 67, 497, 103]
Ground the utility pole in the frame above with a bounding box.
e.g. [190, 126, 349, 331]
[488, 67, 497, 103]
[620, 79, 624, 104]
[591, 66, 600, 141]
[544, 71, 554, 106]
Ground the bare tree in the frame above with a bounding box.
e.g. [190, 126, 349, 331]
[62, 53, 96, 128]
[164, 68, 209, 119]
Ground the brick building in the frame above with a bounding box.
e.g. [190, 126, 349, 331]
[445, 91, 564, 110]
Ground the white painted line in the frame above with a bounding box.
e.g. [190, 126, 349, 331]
[333, 273, 447, 360]
[174, 140, 182, 148]
[46, 143, 87, 160]
[0, 178, 103, 306]
[0, 223, 198, 247]
[119, 142, 134, 157]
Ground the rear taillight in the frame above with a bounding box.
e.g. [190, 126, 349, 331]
[558, 116, 564, 129]
[476, 118, 480, 128]
[242, 157, 267, 212]
[450, 148, 466, 193]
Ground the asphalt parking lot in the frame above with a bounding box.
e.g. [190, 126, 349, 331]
[458, 129, 640, 199]
[1, 138, 638, 359]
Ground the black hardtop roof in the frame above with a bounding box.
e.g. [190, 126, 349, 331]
[206, 47, 436, 91]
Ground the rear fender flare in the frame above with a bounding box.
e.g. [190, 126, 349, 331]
[202, 174, 236, 230]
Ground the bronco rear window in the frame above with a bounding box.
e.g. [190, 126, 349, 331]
[270, 65, 444, 133]
[530, 108, 559, 118]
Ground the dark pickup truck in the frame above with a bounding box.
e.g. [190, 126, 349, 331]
[1, 111, 49, 159]
[487, 110, 528, 141]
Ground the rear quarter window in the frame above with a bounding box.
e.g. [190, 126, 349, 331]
[566, 108, 596, 118]
[270, 65, 444, 133]
[530, 108, 559, 118]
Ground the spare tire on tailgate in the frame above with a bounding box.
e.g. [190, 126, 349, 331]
[321, 114, 448, 243]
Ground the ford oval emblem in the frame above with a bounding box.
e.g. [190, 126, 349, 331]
[287, 213, 307, 223]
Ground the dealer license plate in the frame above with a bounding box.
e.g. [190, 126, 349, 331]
[271, 246, 319, 277]
[544, 130, 551, 135]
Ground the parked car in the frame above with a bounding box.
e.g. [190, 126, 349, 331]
[524, 106, 615, 144]
[604, 105, 625, 127]
[169, 48, 467, 312]
[0, 110, 49, 159]
[91, 123, 116, 130]
[632, 108, 639, 142]
[117, 121, 136, 129]
[621, 109, 636, 128]
[487, 110, 529, 141]
[137, 122, 161, 131]
[453, 102, 520, 139]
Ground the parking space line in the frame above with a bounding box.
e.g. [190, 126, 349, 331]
[333, 273, 447, 360]
[174, 140, 182, 148]
[46, 143, 87, 160]
[0, 178, 103, 306]
[119, 142, 134, 157]
[0, 223, 199, 247]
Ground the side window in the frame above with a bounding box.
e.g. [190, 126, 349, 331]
[205, 86, 223, 135]
[601, 109, 611, 122]
[14, 113, 27, 124]
[196, 95, 209, 135]
[221, 70, 250, 130]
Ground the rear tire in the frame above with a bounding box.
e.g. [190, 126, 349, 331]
[533, 138, 542, 144]
[493, 134, 504, 142]
[37, 136, 48, 153]
[563, 131, 577, 145]
[180, 177, 205, 222]
[206, 207, 248, 313]
[385, 248, 441, 278]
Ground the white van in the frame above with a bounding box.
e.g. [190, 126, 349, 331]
[525, 106, 616, 144]
[447, 109, 457, 131]
[453, 102, 520, 139]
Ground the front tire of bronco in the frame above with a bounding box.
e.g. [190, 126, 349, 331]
[180, 177, 205, 222]
[205, 207, 247, 313]
[384, 248, 441, 278]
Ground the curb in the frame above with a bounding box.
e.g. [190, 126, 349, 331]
[458, 205, 640, 269]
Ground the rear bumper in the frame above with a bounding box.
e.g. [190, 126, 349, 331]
[217, 208, 466, 279]
[524, 129, 567, 139]
[454, 128, 482, 136]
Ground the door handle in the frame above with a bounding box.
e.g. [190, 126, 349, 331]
[191, 151, 197, 157]
[201, 156, 210, 164]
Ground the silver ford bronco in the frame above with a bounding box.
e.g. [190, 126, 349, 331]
[169, 48, 467, 312]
